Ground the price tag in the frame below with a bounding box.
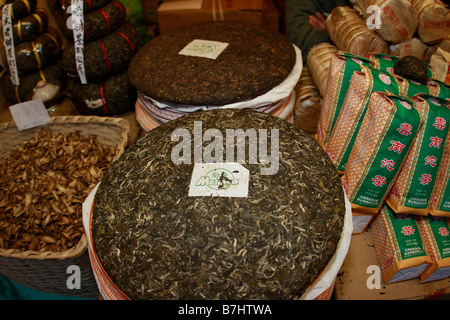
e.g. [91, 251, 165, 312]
[70, 0, 87, 84]
[9, 100, 51, 131]
[2, 4, 19, 86]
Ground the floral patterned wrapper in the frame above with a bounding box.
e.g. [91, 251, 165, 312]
[325, 65, 403, 173]
[386, 94, 450, 215]
[416, 215, 450, 283]
[370, 53, 399, 75]
[427, 79, 450, 100]
[342, 92, 421, 213]
[370, 204, 431, 284]
[316, 52, 372, 148]
[429, 129, 450, 217]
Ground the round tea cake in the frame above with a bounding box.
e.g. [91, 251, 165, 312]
[92, 109, 346, 299]
[128, 21, 297, 106]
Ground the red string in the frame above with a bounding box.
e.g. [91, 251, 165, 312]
[84, 28, 91, 39]
[99, 9, 111, 30]
[100, 81, 108, 114]
[98, 39, 111, 71]
[87, 0, 92, 10]
[110, 2, 125, 15]
[116, 31, 134, 55]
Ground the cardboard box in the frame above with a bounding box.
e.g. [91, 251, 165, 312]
[157, 0, 279, 34]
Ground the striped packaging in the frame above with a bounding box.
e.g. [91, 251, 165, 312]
[416, 215, 450, 283]
[325, 65, 403, 173]
[370, 204, 431, 284]
[316, 52, 372, 148]
[386, 94, 450, 215]
[342, 92, 421, 213]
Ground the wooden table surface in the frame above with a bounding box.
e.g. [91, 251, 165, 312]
[334, 230, 450, 300]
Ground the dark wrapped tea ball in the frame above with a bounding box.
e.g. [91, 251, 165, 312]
[0, 27, 61, 75]
[0, 0, 37, 20]
[69, 70, 136, 116]
[64, 1, 126, 40]
[63, 22, 141, 81]
[2, 62, 64, 103]
[394, 55, 428, 83]
[0, 8, 48, 44]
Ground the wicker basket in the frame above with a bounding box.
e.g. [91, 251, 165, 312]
[0, 116, 129, 299]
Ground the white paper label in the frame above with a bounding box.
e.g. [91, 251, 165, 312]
[2, 4, 19, 86]
[178, 39, 229, 60]
[70, 0, 87, 84]
[188, 163, 249, 198]
[9, 100, 51, 131]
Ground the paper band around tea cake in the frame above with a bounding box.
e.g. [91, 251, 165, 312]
[135, 90, 296, 132]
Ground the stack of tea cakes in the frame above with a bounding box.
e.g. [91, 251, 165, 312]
[1, 0, 64, 104]
[62, 0, 141, 115]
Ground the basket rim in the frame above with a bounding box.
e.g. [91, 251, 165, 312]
[0, 234, 89, 260]
[0, 115, 130, 260]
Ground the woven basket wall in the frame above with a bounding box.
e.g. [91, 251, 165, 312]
[0, 116, 129, 299]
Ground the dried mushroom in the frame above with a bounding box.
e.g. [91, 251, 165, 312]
[0, 128, 116, 253]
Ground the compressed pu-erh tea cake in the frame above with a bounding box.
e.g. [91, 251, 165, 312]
[91, 109, 346, 299]
[128, 21, 297, 107]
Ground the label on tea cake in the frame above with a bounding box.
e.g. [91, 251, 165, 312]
[188, 163, 249, 198]
[178, 39, 229, 60]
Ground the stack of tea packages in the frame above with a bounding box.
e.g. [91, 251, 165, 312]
[1, 0, 64, 104]
[315, 50, 450, 285]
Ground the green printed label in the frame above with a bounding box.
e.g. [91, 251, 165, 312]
[406, 79, 430, 97]
[336, 67, 401, 172]
[371, 53, 398, 75]
[425, 216, 450, 260]
[352, 95, 421, 208]
[384, 205, 427, 260]
[404, 95, 450, 208]
[434, 80, 450, 100]
[436, 175, 450, 212]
